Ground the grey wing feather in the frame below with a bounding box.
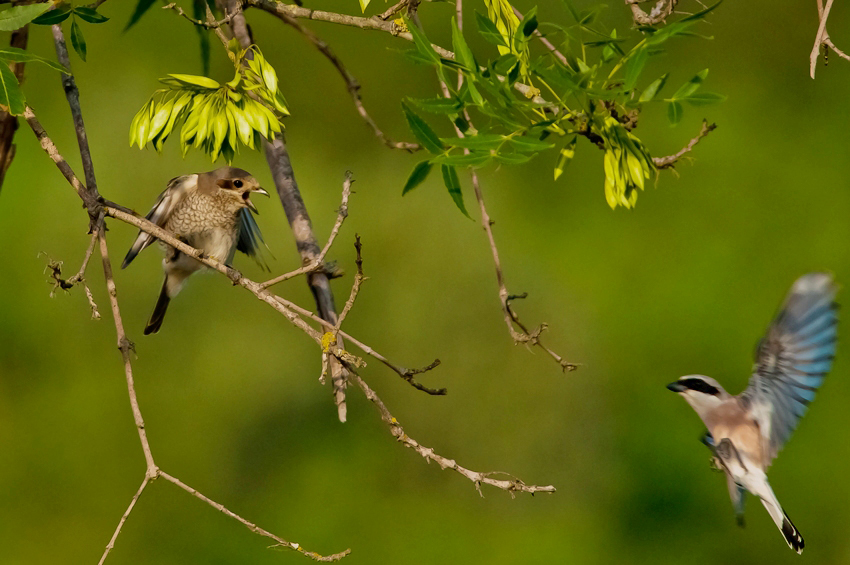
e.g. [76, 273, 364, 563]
[235, 208, 271, 270]
[121, 175, 193, 269]
[726, 473, 746, 527]
[741, 273, 838, 463]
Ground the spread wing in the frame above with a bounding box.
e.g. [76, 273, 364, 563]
[235, 208, 271, 270]
[121, 175, 195, 269]
[741, 273, 838, 464]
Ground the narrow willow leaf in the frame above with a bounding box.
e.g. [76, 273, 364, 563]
[409, 97, 462, 114]
[680, 0, 722, 22]
[403, 16, 439, 63]
[623, 48, 648, 91]
[441, 164, 470, 218]
[70, 19, 86, 62]
[401, 101, 444, 154]
[667, 100, 683, 125]
[451, 17, 476, 72]
[685, 91, 726, 106]
[147, 99, 174, 143]
[494, 152, 534, 165]
[32, 4, 72, 25]
[0, 47, 68, 74]
[553, 136, 577, 180]
[125, 0, 157, 30]
[0, 3, 51, 31]
[166, 74, 220, 89]
[431, 152, 492, 167]
[672, 69, 708, 100]
[508, 136, 555, 152]
[519, 8, 539, 37]
[402, 160, 433, 195]
[475, 12, 508, 47]
[0, 63, 24, 115]
[441, 133, 503, 150]
[74, 7, 109, 24]
[359, 0, 371, 13]
[638, 73, 668, 102]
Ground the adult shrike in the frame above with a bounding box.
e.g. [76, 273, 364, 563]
[668, 273, 838, 554]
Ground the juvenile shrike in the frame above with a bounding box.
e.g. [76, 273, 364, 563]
[122, 167, 269, 334]
[668, 273, 838, 554]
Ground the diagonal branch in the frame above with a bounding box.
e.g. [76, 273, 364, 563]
[348, 372, 556, 496]
[652, 119, 716, 169]
[810, 0, 850, 78]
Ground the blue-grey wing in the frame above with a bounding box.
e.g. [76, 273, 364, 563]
[235, 208, 270, 270]
[742, 273, 838, 462]
[122, 175, 194, 269]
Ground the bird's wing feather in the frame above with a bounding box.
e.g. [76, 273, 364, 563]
[235, 208, 270, 270]
[122, 175, 195, 269]
[741, 273, 838, 464]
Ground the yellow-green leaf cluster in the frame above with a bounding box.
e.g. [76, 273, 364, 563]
[601, 118, 654, 209]
[129, 45, 289, 163]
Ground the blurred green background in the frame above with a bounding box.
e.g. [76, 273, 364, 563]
[2, 0, 849, 563]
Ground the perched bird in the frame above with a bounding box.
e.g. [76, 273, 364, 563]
[668, 273, 838, 554]
[122, 167, 269, 335]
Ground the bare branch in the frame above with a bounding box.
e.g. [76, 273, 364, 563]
[46, 231, 101, 319]
[627, 0, 678, 25]
[159, 471, 351, 561]
[163, 1, 241, 29]
[97, 476, 151, 565]
[266, 11, 419, 151]
[810, 0, 850, 78]
[349, 372, 556, 496]
[652, 120, 716, 169]
[261, 172, 352, 289]
[379, 0, 408, 20]
[333, 234, 364, 330]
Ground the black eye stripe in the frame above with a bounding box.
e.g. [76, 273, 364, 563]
[680, 378, 720, 395]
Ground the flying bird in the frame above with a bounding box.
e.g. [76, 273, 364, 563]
[122, 167, 269, 334]
[668, 273, 838, 554]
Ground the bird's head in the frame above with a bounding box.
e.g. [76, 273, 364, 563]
[213, 167, 269, 213]
[667, 375, 730, 417]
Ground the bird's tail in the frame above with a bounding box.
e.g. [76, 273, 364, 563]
[757, 482, 804, 554]
[144, 279, 170, 335]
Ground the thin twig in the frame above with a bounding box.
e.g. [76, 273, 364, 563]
[810, 0, 850, 78]
[261, 172, 353, 289]
[267, 11, 419, 151]
[652, 119, 716, 169]
[379, 0, 408, 20]
[626, 0, 678, 25]
[349, 372, 555, 496]
[46, 231, 102, 318]
[163, 1, 241, 29]
[333, 234, 364, 330]
[97, 476, 152, 565]
[159, 471, 351, 561]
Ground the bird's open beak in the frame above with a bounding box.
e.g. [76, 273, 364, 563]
[666, 381, 686, 393]
[245, 187, 269, 213]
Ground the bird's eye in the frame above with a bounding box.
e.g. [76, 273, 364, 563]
[233, 179, 244, 188]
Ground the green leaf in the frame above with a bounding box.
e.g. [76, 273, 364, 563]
[402, 160, 433, 195]
[125, 0, 156, 30]
[451, 17, 476, 72]
[431, 152, 492, 167]
[0, 3, 51, 31]
[638, 73, 668, 102]
[404, 17, 439, 63]
[0, 63, 24, 115]
[680, 0, 722, 22]
[73, 7, 109, 24]
[475, 12, 508, 48]
[32, 4, 73, 25]
[70, 19, 86, 62]
[401, 101, 444, 154]
[165, 74, 221, 89]
[553, 136, 577, 180]
[684, 91, 726, 106]
[672, 69, 708, 100]
[519, 8, 539, 37]
[666, 100, 683, 125]
[409, 97, 463, 114]
[442, 133, 503, 150]
[441, 164, 470, 217]
[0, 47, 68, 74]
[494, 152, 534, 165]
[623, 48, 648, 91]
[508, 136, 555, 152]
[359, 0, 371, 13]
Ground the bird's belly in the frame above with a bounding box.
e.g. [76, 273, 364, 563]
[191, 228, 236, 263]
